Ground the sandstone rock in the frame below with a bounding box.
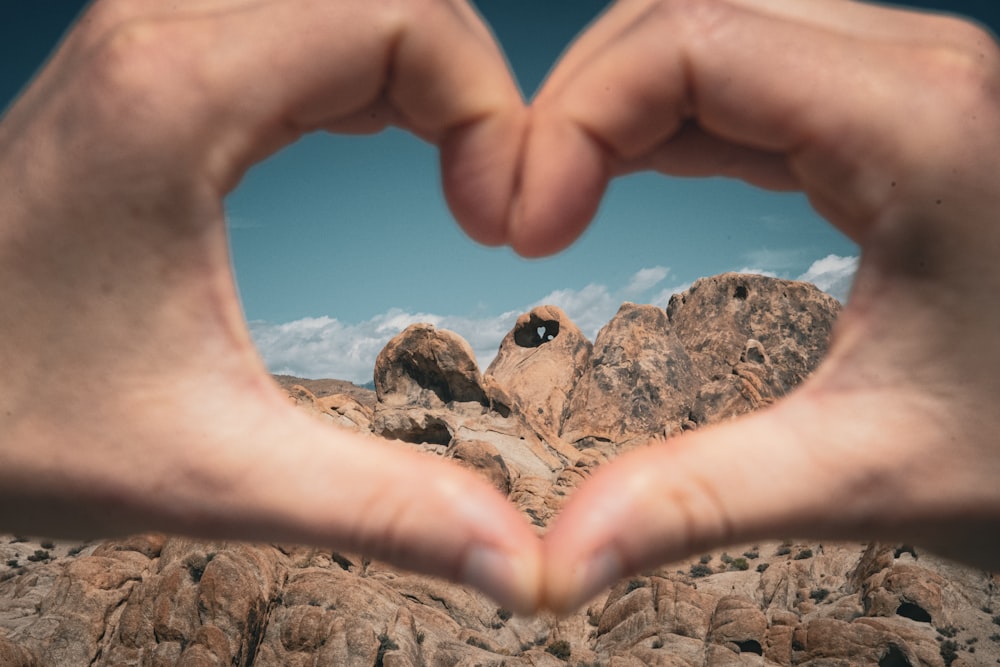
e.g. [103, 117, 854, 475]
[374, 323, 487, 409]
[372, 322, 576, 478]
[562, 303, 702, 448]
[447, 439, 513, 496]
[317, 393, 373, 432]
[667, 273, 840, 396]
[485, 305, 591, 441]
[0, 637, 37, 667]
[283, 384, 374, 433]
[653, 576, 715, 641]
[709, 596, 768, 656]
[4, 274, 997, 667]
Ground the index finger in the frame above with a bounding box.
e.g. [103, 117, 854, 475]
[19, 0, 525, 244]
[512, 0, 1000, 254]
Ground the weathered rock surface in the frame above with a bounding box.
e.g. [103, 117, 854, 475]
[667, 273, 839, 395]
[486, 305, 592, 442]
[2, 273, 996, 666]
[562, 303, 701, 448]
[374, 323, 489, 409]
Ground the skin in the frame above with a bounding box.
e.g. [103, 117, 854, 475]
[0, 0, 538, 614]
[2, 0, 999, 616]
[527, 0, 1000, 613]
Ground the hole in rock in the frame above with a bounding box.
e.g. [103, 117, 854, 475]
[896, 601, 932, 623]
[735, 640, 763, 655]
[879, 644, 913, 667]
[380, 418, 452, 447]
[514, 315, 560, 348]
[744, 343, 766, 364]
[734, 285, 749, 300]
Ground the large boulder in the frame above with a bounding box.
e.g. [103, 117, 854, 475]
[374, 323, 488, 409]
[485, 305, 591, 441]
[561, 303, 701, 448]
[667, 273, 841, 394]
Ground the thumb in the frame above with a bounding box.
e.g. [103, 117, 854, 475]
[2, 370, 543, 614]
[210, 400, 546, 614]
[539, 375, 959, 614]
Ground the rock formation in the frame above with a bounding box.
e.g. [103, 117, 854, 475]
[561, 303, 700, 448]
[2, 273, 996, 666]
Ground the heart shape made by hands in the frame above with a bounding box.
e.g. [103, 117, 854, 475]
[1, 0, 999, 616]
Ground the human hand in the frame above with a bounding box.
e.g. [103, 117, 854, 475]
[0, 0, 540, 614]
[524, 0, 1000, 612]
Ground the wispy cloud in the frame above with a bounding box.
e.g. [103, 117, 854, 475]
[797, 254, 858, 303]
[741, 247, 807, 272]
[250, 260, 859, 383]
[226, 215, 264, 230]
[735, 267, 779, 278]
[623, 266, 670, 297]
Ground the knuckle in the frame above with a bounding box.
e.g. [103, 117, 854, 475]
[918, 19, 1000, 99]
[88, 20, 179, 103]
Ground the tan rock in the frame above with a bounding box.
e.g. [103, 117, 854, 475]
[562, 303, 701, 448]
[4, 274, 998, 667]
[374, 323, 487, 409]
[448, 439, 513, 496]
[709, 595, 767, 656]
[667, 273, 840, 395]
[485, 305, 591, 440]
[0, 636, 37, 667]
[317, 393, 373, 432]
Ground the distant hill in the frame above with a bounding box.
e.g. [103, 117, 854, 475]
[271, 373, 376, 410]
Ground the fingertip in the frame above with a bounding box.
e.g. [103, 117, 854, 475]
[509, 112, 610, 257]
[542, 545, 624, 616]
[462, 538, 543, 616]
[439, 106, 528, 248]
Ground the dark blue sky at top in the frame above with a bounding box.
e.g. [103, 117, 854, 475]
[3, 1, 1000, 328]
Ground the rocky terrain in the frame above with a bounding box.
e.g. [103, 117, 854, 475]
[2, 273, 998, 666]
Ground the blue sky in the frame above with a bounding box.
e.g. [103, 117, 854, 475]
[3, 1, 999, 382]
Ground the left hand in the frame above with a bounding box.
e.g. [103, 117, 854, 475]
[0, 0, 540, 614]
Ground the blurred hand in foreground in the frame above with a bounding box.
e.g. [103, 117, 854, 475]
[4, 0, 1000, 617]
[0, 0, 540, 614]
[522, 0, 1000, 613]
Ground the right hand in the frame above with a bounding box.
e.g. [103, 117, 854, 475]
[514, 0, 1000, 613]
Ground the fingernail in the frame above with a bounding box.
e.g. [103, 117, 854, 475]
[559, 547, 624, 614]
[462, 545, 539, 616]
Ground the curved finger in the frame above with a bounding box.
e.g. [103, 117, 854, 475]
[622, 121, 798, 190]
[29, 0, 525, 245]
[513, 0, 1000, 254]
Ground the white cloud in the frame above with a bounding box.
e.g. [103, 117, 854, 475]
[742, 247, 806, 272]
[796, 254, 858, 303]
[734, 267, 779, 278]
[249, 261, 859, 384]
[623, 266, 670, 296]
[251, 266, 672, 383]
[249, 308, 520, 384]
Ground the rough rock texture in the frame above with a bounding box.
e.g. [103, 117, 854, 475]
[2, 273, 996, 666]
[667, 273, 839, 397]
[562, 303, 701, 448]
[374, 323, 489, 409]
[486, 305, 592, 443]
